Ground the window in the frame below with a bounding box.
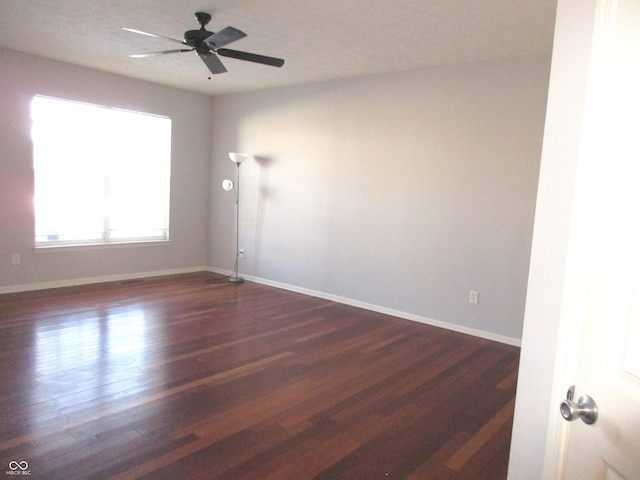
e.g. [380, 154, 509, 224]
[31, 96, 171, 247]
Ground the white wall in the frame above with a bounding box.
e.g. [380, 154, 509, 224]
[0, 48, 213, 290]
[209, 56, 550, 342]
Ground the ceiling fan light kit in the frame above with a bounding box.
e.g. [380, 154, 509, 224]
[125, 12, 284, 78]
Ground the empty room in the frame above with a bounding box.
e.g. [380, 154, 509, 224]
[2, 1, 639, 479]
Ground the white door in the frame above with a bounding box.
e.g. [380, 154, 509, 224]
[560, 0, 640, 477]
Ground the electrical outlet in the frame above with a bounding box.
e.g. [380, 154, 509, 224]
[469, 290, 479, 304]
[239, 249, 244, 258]
[12, 253, 21, 266]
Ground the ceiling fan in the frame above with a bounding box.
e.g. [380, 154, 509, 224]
[124, 12, 285, 77]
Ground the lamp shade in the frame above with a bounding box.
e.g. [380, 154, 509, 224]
[229, 152, 248, 164]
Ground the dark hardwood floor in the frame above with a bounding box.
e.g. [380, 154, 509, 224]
[0, 272, 519, 479]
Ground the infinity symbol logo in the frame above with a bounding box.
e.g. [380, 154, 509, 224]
[8, 461, 29, 471]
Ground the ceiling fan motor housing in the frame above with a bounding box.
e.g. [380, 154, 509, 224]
[184, 28, 213, 46]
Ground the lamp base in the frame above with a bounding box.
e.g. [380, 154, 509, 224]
[229, 276, 244, 284]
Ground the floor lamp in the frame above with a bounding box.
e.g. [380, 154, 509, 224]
[222, 152, 248, 283]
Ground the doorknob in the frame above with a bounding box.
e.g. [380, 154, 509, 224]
[560, 385, 598, 425]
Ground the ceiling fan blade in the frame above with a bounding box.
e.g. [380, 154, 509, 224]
[130, 49, 194, 58]
[216, 48, 285, 68]
[204, 26, 247, 49]
[123, 28, 188, 46]
[198, 52, 227, 75]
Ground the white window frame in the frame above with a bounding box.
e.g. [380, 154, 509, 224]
[31, 95, 172, 248]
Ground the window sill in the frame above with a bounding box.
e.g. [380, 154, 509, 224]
[34, 239, 172, 253]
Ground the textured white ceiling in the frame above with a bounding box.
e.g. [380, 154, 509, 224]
[0, 0, 557, 95]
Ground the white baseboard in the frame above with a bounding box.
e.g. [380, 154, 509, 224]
[0, 266, 209, 295]
[207, 267, 522, 347]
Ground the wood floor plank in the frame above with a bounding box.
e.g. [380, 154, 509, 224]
[445, 398, 516, 471]
[0, 272, 519, 479]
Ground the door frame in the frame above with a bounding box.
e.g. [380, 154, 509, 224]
[508, 0, 607, 478]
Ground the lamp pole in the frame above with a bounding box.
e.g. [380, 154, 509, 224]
[227, 153, 248, 283]
[230, 160, 243, 283]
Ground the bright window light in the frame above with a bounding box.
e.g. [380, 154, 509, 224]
[31, 95, 171, 247]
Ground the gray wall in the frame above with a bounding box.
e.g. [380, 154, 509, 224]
[210, 56, 550, 342]
[0, 47, 549, 342]
[0, 48, 212, 289]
